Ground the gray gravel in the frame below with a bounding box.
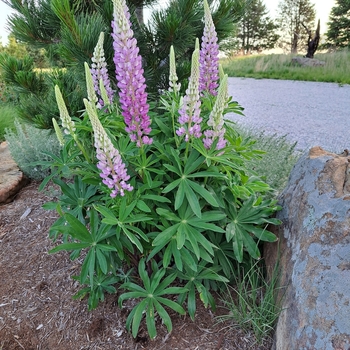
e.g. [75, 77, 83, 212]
[227, 77, 350, 153]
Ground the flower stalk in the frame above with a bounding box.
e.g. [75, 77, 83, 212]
[84, 98, 133, 197]
[203, 74, 229, 150]
[91, 32, 114, 107]
[111, 0, 152, 147]
[199, 0, 219, 96]
[176, 48, 202, 143]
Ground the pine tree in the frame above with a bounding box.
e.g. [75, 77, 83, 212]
[326, 0, 350, 49]
[277, 0, 316, 54]
[236, 0, 279, 54]
[0, 0, 251, 128]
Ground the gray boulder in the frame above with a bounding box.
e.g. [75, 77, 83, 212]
[265, 146, 350, 350]
[292, 56, 325, 67]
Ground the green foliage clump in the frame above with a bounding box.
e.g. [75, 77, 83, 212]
[0, 104, 17, 142]
[5, 120, 60, 180]
[217, 258, 283, 344]
[236, 125, 299, 195]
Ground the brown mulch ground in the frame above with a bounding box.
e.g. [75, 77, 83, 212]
[0, 181, 273, 350]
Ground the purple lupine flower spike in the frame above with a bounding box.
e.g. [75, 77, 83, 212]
[176, 48, 202, 142]
[203, 75, 228, 150]
[111, 0, 152, 147]
[84, 99, 133, 197]
[199, 0, 219, 96]
[91, 32, 114, 107]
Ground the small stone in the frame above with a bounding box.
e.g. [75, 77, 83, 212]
[291, 56, 325, 67]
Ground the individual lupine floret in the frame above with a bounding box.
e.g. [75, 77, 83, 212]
[91, 32, 114, 107]
[55, 85, 76, 136]
[168, 46, 181, 93]
[203, 74, 229, 150]
[176, 49, 202, 142]
[199, 0, 219, 96]
[84, 98, 133, 198]
[111, 0, 152, 147]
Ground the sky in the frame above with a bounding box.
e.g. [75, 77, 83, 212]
[0, 0, 336, 45]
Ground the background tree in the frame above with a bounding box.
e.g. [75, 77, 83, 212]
[325, 0, 350, 49]
[277, 0, 316, 54]
[0, 0, 251, 128]
[234, 0, 279, 55]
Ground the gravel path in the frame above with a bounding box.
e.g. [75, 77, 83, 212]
[227, 77, 350, 153]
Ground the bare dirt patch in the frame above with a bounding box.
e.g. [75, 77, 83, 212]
[0, 182, 272, 349]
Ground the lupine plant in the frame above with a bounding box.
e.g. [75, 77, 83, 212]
[44, 0, 280, 339]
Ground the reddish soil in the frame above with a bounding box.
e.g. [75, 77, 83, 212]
[0, 182, 273, 350]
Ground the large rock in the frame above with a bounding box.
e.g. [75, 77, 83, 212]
[291, 56, 326, 67]
[265, 146, 350, 350]
[0, 142, 29, 205]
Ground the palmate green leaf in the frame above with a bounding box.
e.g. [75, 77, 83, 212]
[175, 181, 185, 210]
[122, 226, 144, 253]
[156, 208, 180, 222]
[124, 225, 149, 243]
[94, 205, 118, 225]
[150, 268, 167, 293]
[138, 258, 151, 292]
[181, 248, 197, 272]
[141, 194, 171, 203]
[130, 298, 149, 338]
[136, 199, 151, 213]
[119, 199, 137, 222]
[156, 296, 186, 315]
[176, 223, 186, 250]
[96, 248, 108, 274]
[183, 150, 205, 174]
[184, 225, 200, 259]
[154, 273, 178, 295]
[164, 163, 181, 176]
[88, 247, 96, 288]
[64, 213, 92, 242]
[80, 249, 93, 286]
[183, 180, 201, 218]
[187, 284, 196, 320]
[152, 223, 180, 248]
[187, 179, 219, 207]
[49, 242, 90, 254]
[154, 299, 172, 333]
[187, 171, 226, 178]
[162, 178, 181, 193]
[146, 300, 156, 339]
[187, 225, 215, 256]
[243, 224, 277, 242]
[226, 222, 244, 263]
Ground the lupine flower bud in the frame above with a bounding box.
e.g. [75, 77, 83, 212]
[111, 0, 152, 147]
[99, 78, 110, 107]
[169, 46, 181, 93]
[219, 64, 225, 81]
[84, 62, 98, 105]
[84, 98, 133, 197]
[199, 0, 219, 96]
[55, 85, 76, 136]
[176, 49, 202, 142]
[52, 118, 64, 146]
[203, 74, 228, 150]
[91, 32, 114, 107]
